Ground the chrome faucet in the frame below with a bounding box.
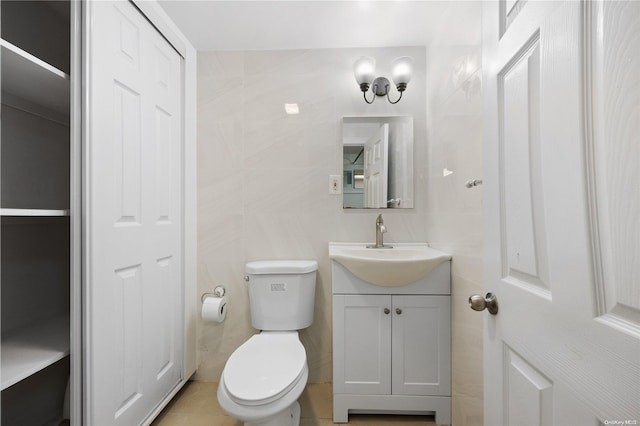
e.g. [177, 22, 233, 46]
[367, 214, 393, 249]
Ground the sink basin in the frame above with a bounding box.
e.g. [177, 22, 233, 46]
[329, 243, 451, 286]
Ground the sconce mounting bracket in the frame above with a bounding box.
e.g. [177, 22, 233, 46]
[372, 77, 391, 96]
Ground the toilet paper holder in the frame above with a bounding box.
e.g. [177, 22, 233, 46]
[201, 285, 226, 303]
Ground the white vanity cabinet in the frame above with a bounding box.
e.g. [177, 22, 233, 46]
[331, 257, 452, 426]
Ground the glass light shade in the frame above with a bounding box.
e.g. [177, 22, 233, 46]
[391, 56, 414, 85]
[354, 56, 376, 85]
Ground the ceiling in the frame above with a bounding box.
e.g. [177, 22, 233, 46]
[158, 1, 482, 51]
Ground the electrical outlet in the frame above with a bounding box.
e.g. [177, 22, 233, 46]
[329, 175, 342, 195]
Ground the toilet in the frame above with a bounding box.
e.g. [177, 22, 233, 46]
[217, 260, 318, 426]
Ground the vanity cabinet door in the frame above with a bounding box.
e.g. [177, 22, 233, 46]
[391, 295, 451, 396]
[333, 295, 392, 395]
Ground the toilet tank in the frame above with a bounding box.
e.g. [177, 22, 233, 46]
[245, 260, 318, 331]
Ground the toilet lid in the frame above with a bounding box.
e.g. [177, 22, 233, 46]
[223, 332, 306, 405]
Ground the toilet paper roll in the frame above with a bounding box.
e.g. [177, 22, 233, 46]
[201, 296, 227, 322]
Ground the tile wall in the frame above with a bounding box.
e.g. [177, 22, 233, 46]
[424, 9, 484, 426]
[197, 46, 427, 384]
[197, 23, 484, 425]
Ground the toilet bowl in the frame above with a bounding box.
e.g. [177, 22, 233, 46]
[216, 260, 317, 425]
[217, 331, 308, 426]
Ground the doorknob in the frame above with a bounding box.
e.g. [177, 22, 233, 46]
[469, 292, 498, 315]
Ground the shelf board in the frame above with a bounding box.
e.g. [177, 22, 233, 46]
[1, 38, 70, 117]
[1, 314, 70, 390]
[1, 208, 70, 217]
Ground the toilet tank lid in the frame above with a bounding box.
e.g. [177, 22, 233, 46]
[246, 260, 318, 275]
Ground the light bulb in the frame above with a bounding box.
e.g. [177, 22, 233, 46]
[391, 56, 414, 88]
[353, 56, 376, 86]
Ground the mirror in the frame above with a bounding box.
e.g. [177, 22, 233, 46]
[342, 116, 413, 209]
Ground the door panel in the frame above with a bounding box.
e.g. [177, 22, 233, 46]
[483, 1, 640, 424]
[112, 74, 142, 223]
[112, 264, 144, 422]
[364, 124, 389, 208]
[589, 0, 640, 332]
[504, 346, 553, 426]
[499, 37, 550, 295]
[86, 1, 183, 424]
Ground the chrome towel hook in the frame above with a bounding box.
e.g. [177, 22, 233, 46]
[465, 179, 483, 188]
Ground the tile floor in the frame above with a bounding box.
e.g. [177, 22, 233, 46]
[152, 381, 436, 426]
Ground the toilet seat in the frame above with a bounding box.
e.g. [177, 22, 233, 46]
[223, 332, 306, 406]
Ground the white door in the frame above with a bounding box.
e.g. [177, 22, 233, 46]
[333, 294, 391, 395]
[391, 295, 450, 397]
[85, 1, 183, 424]
[483, 1, 640, 424]
[364, 124, 389, 208]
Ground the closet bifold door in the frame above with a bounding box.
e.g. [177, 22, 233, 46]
[85, 1, 184, 425]
[1, 1, 75, 426]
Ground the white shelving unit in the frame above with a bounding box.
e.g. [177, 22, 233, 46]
[1, 1, 72, 424]
[1, 315, 70, 390]
[1, 208, 70, 217]
[0, 39, 70, 117]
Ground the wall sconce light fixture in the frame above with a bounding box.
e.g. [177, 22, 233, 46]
[354, 56, 414, 104]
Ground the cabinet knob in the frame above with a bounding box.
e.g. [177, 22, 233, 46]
[383, 308, 390, 315]
[395, 308, 402, 315]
